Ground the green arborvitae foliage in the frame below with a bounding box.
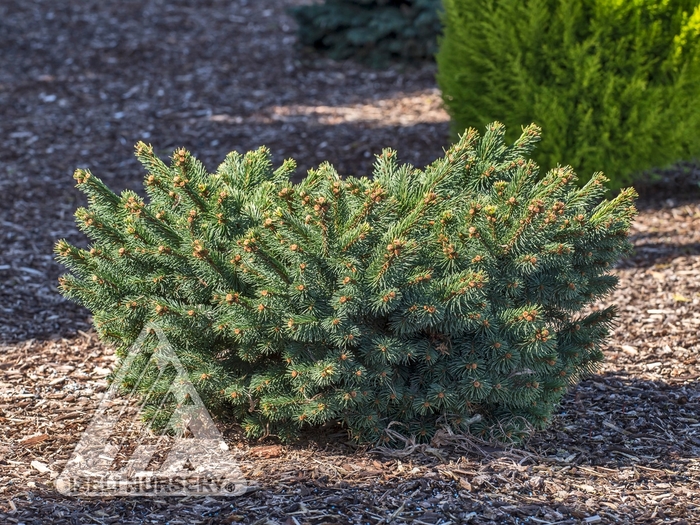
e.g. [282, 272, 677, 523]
[290, 0, 442, 67]
[437, 0, 700, 191]
[56, 123, 637, 445]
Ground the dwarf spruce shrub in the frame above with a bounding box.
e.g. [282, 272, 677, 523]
[291, 0, 442, 66]
[437, 0, 700, 190]
[56, 123, 636, 444]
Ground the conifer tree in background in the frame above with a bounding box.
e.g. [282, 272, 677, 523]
[56, 123, 637, 444]
[437, 0, 700, 190]
[291, 0, 442, 66]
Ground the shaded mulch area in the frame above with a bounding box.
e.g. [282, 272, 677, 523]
[1, 0, 699, 524]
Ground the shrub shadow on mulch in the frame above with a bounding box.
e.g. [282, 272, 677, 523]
[2, 371, 696, 524]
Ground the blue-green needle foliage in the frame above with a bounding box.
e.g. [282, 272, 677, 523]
[291, 0, 442, 67]
[437, 0, 700, 190]
[56, 123, 636, 444]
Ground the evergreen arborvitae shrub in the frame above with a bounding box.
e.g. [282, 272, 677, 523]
[290, 0, 442, 66]
[56, 123, 637, 445]
[437, 0, 700, 190]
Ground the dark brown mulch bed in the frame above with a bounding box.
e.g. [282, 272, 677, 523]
[1, 0, 699, 524]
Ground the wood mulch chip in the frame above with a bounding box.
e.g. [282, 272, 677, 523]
[1, 0, 699, 523]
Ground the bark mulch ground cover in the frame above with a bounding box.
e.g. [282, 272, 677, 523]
[1, 0, 699, 523]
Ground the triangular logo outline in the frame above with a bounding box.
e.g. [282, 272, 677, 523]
[56, 323, 248, 497]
